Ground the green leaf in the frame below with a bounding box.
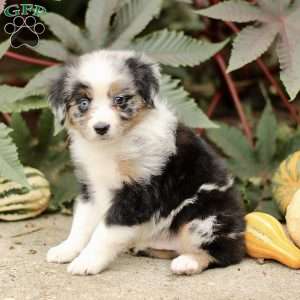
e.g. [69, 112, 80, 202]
[0, 97, 48, 113]
[0, 66, 61, 110]
[49, 171, 79, 211]
[277, 32, 300, 100]
[30, 40, 70, 61]
[40, 12, 85, 52]
[0, 85, 24, 104]
[195, 1, 270, 23]
[25, 65, 62, 94]
[110, 0, 162, 49]
[130, 30, 228, 67]
[160, 75, 216, 128]
[227, 24, 278, 72]
[85, 0, 119, 47]
[0, 123, 29, 188]
[207, 123, 258, 178]
[256, 100, 277, 168]
[0, 39, 10, 60]
[10, 113, 31, 164]
[256, 199, 283, 221]
[37, 109, 54, 153]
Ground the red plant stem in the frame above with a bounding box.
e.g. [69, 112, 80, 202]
[214, 53, 254, 146]
[5, 51, 58, 67]
[256, 59, 300, 123]
[197, 92, 222, 135]
[224, 21, 300, 124]
[207, 91, 222, 118]
[2, 113, 11, 125]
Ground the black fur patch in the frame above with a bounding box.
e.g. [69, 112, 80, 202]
[125, 57, 159, 107]
[48, 70, 68, 124]
[80, 183, 90, 202]
[106, 124, 245, 267]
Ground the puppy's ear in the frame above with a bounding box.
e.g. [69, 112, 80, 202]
[48, 70, 68, 126]
[125, 56, 160, 107]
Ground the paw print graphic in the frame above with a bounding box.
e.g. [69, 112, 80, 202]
[4, 16, 45, 48]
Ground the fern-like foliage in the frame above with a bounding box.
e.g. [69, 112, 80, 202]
[207, 98, 300, 218]
[109, 0, 162, 48]
[0, 0, 225, 129]
[0, 123, 29, 188]
[196, 0, 300, 100]
[161, 75, 217, 128]
[130, 29, 228, 67]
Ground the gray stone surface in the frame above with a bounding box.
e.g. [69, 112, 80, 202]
[1, 214, 300, 300]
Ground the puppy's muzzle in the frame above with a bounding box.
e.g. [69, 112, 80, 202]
[94, 122, 110, 136]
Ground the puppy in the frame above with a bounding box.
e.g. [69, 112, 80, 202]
[47, 50, 245, 276]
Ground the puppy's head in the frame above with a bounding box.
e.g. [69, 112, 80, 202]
[49, 50, 160, 141]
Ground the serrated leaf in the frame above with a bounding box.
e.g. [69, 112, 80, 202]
[227, 24, 278, 72]
[10, 113, 31, 164]
[277, 29, 300, 100]
[0, 85, 24, 104]
[160, 75, 216, 128]
[0, 39, 10, 60]
[207, 123, 258, 177]
[25, 65, 62, 94]
[0, 123, 29, 188]
[0, 97, 48, 113]
[31, 40, 70, 61]
[256, 101, 277, 168]
[130, 30, 228, 67]
[85, 0, 119, 47]
[110, 0, 162, 49]
[195, 1, 270, 23]
[40, 12, 85, 52]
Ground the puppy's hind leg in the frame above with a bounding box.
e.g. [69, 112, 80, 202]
[171, 215, 245, 275]
[47, 196, 101, 264]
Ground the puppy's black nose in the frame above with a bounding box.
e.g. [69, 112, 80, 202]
[94, 122, 110, 135]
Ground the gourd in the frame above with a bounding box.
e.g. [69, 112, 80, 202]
[272, 151, 300, 247]
[0, 167, 50, 221]
[245, 212, 300, 269]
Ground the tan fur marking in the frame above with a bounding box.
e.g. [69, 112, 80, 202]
[121, 108, 149, 133]
[108, 81, 132, 98]
[118, 159, 139, 183]
[177, 223, 216, 267]
[140, 248, 178, 259]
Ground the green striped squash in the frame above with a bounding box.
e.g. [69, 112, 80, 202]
[0, 167, 50, 221]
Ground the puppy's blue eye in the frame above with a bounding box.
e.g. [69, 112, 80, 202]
[114, 96, 125, 105]
[79, 99, 90, 112]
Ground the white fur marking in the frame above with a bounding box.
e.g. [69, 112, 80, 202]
[47, 197, 103, 263]
[154, 177, 234, 232]
[67, 223, 138, 275]
[171, 255, 201, 275]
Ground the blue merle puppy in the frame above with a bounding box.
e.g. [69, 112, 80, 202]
[46, 50, 245, 276]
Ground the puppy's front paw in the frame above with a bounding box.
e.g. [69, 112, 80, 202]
[171, 255, 201, 275]
[47, 241, 80, 263]
[67, 252, 109, 275]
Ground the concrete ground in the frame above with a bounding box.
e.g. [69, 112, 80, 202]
[1, 215, 300, 300]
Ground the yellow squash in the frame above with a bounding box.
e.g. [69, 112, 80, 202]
[245, 212, 300, 269]
[272, 151, 300, 247]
